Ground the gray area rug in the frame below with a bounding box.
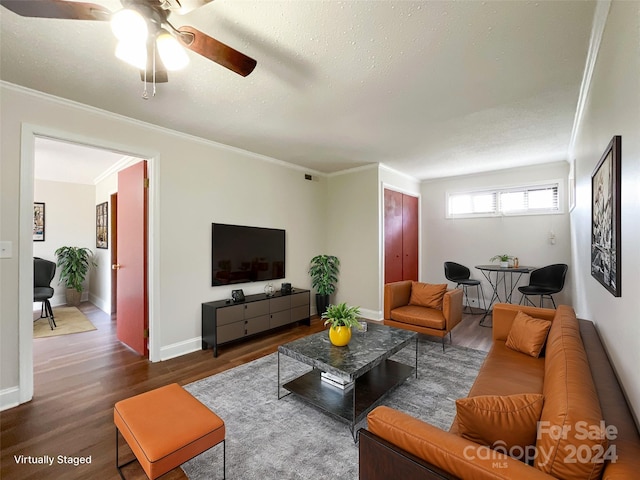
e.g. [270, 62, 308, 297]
[183, 339, 487, 480]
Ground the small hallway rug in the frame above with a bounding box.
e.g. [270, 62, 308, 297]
[182, 340, 487, 480]
[33, 306, 97, 338]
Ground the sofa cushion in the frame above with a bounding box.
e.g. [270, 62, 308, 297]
[409, 282, 447, 309]
[466, 341, 545, 398]
[456, 393, 544, 455]
[505, 311, 552, 358]
[390, 305, 445, 330]
[450, 341, 544, 436]
[367, 406, 554, 480]
[535, 306, 607, 479]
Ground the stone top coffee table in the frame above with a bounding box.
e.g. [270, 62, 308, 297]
[277, 323, 417, 439]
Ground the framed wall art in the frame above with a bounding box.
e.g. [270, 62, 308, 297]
[33, 202, 45, 241]
[591, 135, 621, 297]
[96, 201, 108, 249]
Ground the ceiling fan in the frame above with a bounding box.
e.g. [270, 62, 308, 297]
[1, 0, 256, 93]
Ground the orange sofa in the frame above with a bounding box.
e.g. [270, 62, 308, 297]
[383, 281, 463, 350]
[360, 303, 640, 480]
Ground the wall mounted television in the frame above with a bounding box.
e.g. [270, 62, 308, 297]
[211, 223, 285, 286]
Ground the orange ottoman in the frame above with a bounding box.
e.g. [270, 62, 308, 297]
[114, 383, 225, 479]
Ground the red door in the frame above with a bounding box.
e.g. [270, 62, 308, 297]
[384, 189, 403, 284]
[115, 161, 148, 356]
[384, 189, 419, 284]
[402, 194, 419, 281]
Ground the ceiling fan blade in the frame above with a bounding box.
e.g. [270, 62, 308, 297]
[0, 0, 110, 20]
[164, 0, 215, 15]
[177, 26, 256, 77]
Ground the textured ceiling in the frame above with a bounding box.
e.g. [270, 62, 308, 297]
[1, 0, 597, 180]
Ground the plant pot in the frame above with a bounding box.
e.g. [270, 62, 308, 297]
[500, 261, 509, 268]
[316, 294, 330, 316]
[65, 288, 81, 306]
[329, 326, 352, 346]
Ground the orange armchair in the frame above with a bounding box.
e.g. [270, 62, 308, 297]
[383, 280, 463, 350]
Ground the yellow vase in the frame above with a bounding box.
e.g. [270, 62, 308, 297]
[329, 326, 352, 346]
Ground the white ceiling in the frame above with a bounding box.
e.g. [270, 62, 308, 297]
[34, 137, 128, 184]
[2, 0, 597, 181]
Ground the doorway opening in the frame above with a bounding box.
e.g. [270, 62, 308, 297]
[19, 125, 159, 405]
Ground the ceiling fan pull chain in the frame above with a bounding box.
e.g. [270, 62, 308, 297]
[142, 67, 149, 100]
[152, 40, 157, 97]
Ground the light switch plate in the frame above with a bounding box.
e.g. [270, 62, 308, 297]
[0, 241, 13, 258]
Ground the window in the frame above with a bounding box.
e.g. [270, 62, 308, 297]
[447, 181, 561, 218]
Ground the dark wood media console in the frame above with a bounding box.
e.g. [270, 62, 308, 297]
[202, 288, 310, 357]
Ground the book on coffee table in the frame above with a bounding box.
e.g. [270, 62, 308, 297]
[321, 372, 354, 390]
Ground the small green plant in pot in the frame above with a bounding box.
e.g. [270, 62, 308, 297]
[309, 254, 340, 316]
[322, 302, 362, 346]
[490, 254, 512, 268]
[54, 246, 96, 306]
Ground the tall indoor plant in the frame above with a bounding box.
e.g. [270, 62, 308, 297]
[309, 254, 340, 316]
[54, 246, 95, 306]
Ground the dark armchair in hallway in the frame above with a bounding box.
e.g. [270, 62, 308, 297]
[34, 257, 57, 330]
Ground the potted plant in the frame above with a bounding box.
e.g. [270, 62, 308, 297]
[54, 246, 96, 306]
[322, 302, 362, 346]
[309, 254, 340, 316]
[490, 254, 512, 268]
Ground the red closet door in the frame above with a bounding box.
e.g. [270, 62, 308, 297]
[402, 194, 419, 281]
[384, 189, 403, 284]
[384, 189, 419, 284]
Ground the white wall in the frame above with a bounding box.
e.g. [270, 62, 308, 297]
[159, 149, 326, 352]
[569, 0, 640, 422]
[420, 162, 572, 307]
[90, 171, 118, 313]
[326, 165, 381, 319]
[0, 84, 326, 402]
[379, 164, 421, 196]
[33, 179, 95, 306]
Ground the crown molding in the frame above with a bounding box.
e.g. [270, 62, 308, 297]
[568, 0, 611, 157]
[326, 162, 378, 178]
[379, 163, 420, 183]
[1, 81, 325, 177]
[93, 156, 141, 185]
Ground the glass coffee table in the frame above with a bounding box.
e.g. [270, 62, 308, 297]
[277, 323, 418, 439]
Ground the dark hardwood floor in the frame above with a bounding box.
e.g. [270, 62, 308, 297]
[1, 303, 491, 480]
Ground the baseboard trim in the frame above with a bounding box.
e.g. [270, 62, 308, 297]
[0, 386, 20, 412]
[160, 310, 381, 361]
[159, 337, 202, 361]
[360, 308, 383, 321]
[88, 293, 110, 314]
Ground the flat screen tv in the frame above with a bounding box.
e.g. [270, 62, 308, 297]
[212, 223, 285, 286]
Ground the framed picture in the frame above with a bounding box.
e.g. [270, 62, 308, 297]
[33, 202, 45, 241]
[591, 135, 621, 297]
[96, 202, 108, 249]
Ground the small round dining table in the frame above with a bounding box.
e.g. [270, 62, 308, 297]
[474, 264, 537, 322]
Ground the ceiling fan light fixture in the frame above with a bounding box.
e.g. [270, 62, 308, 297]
[115, 40, 147, 70]
[110, 8, 148, 43]
[156, 31, 189, 71]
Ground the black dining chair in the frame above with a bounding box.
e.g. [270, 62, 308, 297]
[444, 262, 487, 316]
[518, 263, 568, 308]
[34, 257, 57, 330]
